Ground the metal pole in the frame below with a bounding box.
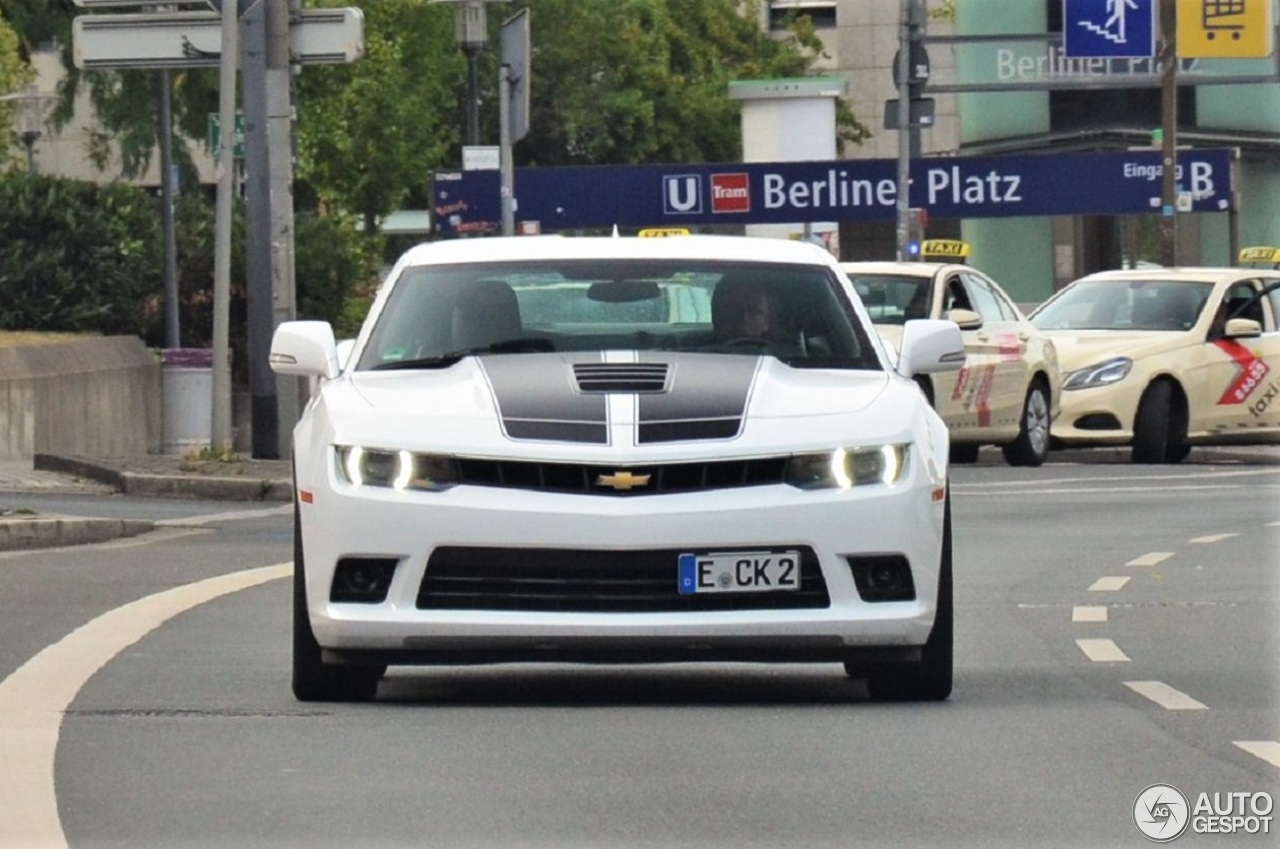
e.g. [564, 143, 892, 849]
[269, 0, 300, 458]
[159, 69, 180, 349]
[212, 0, 239, 452]
[500, 62, 513, 236]
[465, 46, 480, 147]
[1158, 0, 1178, 266]
[895, 0, 911, 261]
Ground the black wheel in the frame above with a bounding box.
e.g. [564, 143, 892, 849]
[292, 495, 380, 703]
[852, 492, 954, 702]
[1132, 381, 1180, 465]
[951, 443, 980, 464]
[1001, 380, 1051, 467]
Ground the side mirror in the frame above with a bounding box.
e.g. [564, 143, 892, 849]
[269, 321, 339, 380]
[1223, 318, 1262, 339]
[945, 308, 983, 331]
[899, 319, 966, 376]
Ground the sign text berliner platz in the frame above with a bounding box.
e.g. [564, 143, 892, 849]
[432, 149, 1235, 235]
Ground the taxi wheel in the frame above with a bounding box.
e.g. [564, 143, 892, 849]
[1001, 381, 1051, 467]
[1132, 381, 1187, 465]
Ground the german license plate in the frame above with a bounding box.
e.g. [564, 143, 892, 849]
[678, 551, 801, 595]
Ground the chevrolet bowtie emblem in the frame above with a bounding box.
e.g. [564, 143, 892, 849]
[596, 470, 651, 491]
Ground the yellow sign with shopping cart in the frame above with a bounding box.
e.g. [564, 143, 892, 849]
[1177, 0, 1274, 58]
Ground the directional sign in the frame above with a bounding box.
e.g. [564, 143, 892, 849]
[1063, 0, 1156, 59]
[208, 110, 245, 158]
[73, 7, 364, 70]
[1177, 0, 1274, 58]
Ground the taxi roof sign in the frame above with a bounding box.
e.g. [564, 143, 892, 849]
[1238, 246, 1280, 268]
[920, 239, 971, 262]
[637, 227, 690, 237]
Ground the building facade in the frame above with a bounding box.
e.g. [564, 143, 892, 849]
[766, 0, 1280, 305]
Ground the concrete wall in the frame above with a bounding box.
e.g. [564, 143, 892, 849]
[0, 337, 161, 461]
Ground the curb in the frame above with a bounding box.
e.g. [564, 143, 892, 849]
[0, 515, 154, 551]
[33, 453, 293, 502]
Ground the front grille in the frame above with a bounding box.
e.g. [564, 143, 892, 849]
[574, 363, 669, 393]
[454, 457, 789, 495]
[418, 546, 830, 612]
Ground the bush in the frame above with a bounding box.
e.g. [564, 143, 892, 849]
[0, 174, 162, 335]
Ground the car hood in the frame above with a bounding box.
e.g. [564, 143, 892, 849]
[1041, 330, 1190, 372]
[323, 352, 910, 458]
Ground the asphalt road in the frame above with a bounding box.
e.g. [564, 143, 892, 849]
[0, 458, 1276, 849]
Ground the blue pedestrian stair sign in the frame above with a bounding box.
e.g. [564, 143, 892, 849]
[1063, 0, 1156, 58]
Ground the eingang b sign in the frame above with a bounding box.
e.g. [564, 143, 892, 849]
[432, 148, 1235, 236]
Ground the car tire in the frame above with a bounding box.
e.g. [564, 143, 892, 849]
[1132, 381, 1183, 465]
[858, 492, 954, 702]
[1001, 380, 1051, 467]
[292, 494, 380, 703]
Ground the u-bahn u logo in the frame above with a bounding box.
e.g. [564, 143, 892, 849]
[662, 174, 702, 215]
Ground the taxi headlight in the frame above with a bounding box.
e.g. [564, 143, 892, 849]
[1062, 356, 1132, 391]
[786, 445, 908, 490]
[335, 445, 459, 492]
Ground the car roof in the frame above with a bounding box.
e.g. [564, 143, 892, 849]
[1074, 267, 1280, 284]
[839, 261, 954, 278]
[395, 234, 840, 267]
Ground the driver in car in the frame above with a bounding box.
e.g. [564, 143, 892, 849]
[713, 280, 775, 343]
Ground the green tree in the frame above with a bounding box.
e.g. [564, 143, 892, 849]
[0, 11, 34, 170]
[507, 0, 865, 167]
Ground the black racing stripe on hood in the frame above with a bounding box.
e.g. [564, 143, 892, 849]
[478, 354, 608, 444]
[635, 353, 759, 444]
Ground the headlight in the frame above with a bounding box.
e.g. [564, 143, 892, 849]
[334, 445, 459, 491]
[785, 445, 908, 490]
[1062, 356, 1132, 391]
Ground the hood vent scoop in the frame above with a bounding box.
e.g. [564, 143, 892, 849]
[574, 363, 670, 394]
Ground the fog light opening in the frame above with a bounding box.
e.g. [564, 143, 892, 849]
[846, 555, 915, 602]
[331, 557, 398, 603]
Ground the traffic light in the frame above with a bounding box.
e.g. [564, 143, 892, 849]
[906, 208, 927, 259]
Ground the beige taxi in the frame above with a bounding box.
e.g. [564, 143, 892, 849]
[1028, 247, 1280, 463]
[843, 240, 1062, 466]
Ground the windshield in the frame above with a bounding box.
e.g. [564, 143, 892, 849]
[1030, 279, 1214, 331]
[846, 274, 932, 326]
[354, 258, 878, 370]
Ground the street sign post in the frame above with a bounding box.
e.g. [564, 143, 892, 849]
[1063, 0, 1156, 59]
[207, 110, 245, 158]
[72, 7, 364, 69]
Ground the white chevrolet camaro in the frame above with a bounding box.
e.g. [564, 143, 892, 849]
[270, 234, 965, 702]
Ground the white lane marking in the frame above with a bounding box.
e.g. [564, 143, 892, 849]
[1234, 741, 1280, 769]
[1189, 533, 1239, 544]
[1127, 552, 1173, 567]
[1077, 638, 1130, 662]
[0, 562, 291, 849]
[156, 504, 292, 527]
[1124, 680, 1210, 710]
[1072, 605, 1108, 623]
[1269, 521, 1280, 527]
[1089, 576, 1131, 591]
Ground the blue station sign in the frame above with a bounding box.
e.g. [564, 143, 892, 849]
[432, 148, 1234, 236]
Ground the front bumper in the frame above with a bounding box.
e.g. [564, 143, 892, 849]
[295, 469, 947, 664]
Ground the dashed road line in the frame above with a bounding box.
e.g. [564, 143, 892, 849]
[1234, 741, 1280, 769]
[1126, 552, 1173, 567]
[1089, 576, 1131, 591]
[1189, 533, 1239, 544]
[1077, 638, 1130, 662]
[1072, 605, 1108, 623]
[1124, 681, 1209, 710]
